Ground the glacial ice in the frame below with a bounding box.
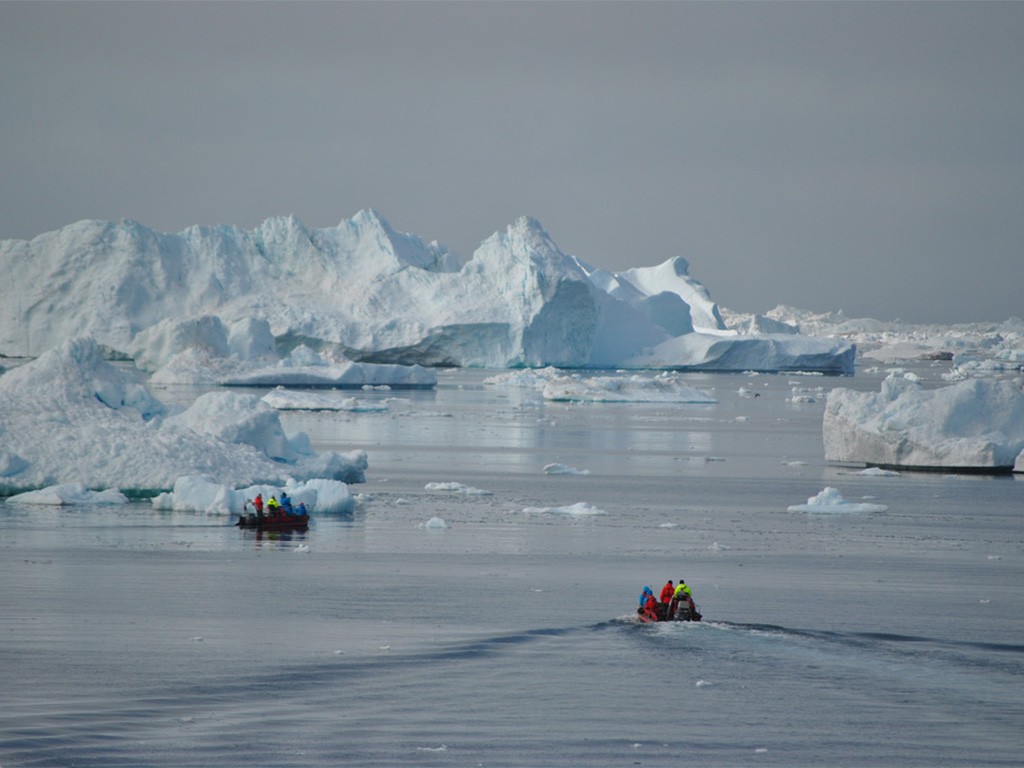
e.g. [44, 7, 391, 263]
[824, 373, 1024, 470]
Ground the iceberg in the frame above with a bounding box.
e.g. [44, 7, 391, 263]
[0, 337, 368, 494]
[626, 332, 855, 374]
[150, 475, 355, 516]
[824, 373, 1024, 471]
[7, 482, 128, 506]
[0, 210, 853, 373]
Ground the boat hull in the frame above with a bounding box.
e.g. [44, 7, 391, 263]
[236, 514, 309, 530]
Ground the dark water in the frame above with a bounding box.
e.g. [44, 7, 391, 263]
[2, 367, 1023, 766]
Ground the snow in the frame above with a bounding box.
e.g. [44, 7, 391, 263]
[787, 487, 888, 514]
[0, 210, 854, 372]
[0, 337, 368, 496]
[825, 373, 1024, 470]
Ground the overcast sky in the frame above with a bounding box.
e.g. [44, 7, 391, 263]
[2, 1, 1021, 324]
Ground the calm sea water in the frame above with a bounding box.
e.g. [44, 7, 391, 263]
[2, 366, 1022, 766]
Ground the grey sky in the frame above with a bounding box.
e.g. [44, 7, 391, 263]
[2, 1, 1021, 324]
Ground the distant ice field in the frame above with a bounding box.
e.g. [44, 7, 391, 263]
[2, 365, 1022, 767]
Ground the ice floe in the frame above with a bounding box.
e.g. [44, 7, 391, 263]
[260, 387, 389, 412]
[787, 487, 888, 514]
[522, 502, 607, 516]
[542, 463, 591, 475]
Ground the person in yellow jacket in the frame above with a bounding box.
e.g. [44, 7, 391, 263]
[671, 579, 697, 619]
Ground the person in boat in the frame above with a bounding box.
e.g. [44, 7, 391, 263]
[280, 491, 293, 515]
[660, 580, 675, 608]
[638, 586, 654, 613]
[642, 594, 662, 622]
[673, 579, 698, 619]
[295, 502, 308, 517]
[266, 496, 281, 516]
[251, 493, 264, 515]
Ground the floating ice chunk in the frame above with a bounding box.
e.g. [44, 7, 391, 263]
[787, 487, 888, 514]
[422, 517, 448, 529]
[425, 481, 493, 496]
[542, 463, 591, 475]
[857, 467, 901, 477]
[7, 482, 128, 506]
[522, 502, 607, 517]
[261, 387, 388, 412]
[541, 372, 717, 403]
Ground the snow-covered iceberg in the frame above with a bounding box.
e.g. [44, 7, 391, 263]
[824, 373, 1024, 471]
[0, 210, 853, 373]
[0, 337, 368, 494]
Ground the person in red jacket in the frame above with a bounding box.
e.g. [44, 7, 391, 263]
[642, 594, 662, 622]
[660, 580, 675, 608]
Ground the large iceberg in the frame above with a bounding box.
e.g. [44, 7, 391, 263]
[0, 337, 368, 494]
[824, 373, 1024, 471]
[0, 210, 853, 373]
